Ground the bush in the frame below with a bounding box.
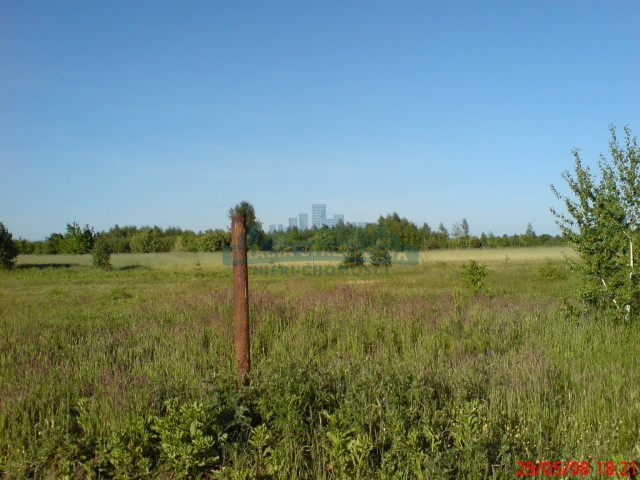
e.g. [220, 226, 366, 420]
[460, 260, 488, 295]
[92, 238, 113, 270]
[130, 228, 160, 253]
[341, 243, 364, 268]
[0, 222, 19, 269]
[537, 258, 567, 281]
[368, 240, 391, 267]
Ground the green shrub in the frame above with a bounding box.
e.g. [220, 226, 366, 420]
[0, 222, 19, 269]
[460, 260, 488, 294]
[130, 228, 160, 253]
[92, 238, 113, 270]
[341, 243, 364, 268]
[61, 222, 94, 254]
[537, 258, 567, 280]
[368, 240, 391, 267]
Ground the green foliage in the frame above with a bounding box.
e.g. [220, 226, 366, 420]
[460, 260, 488, 294]
[551, 126, 640, 320]
[229, 201, 262, 232]
[0, 222, 19, 269]
[198, 230, 231, 252]
[15, 238, 35, 254]
[152, 395, 250, 479]
[92, 237, 113, 270]
[130, 228, 160, 253]
[537, 258, 567, 281]
[341, 235, 365, 268]
[1, 262, 639, 478]
[368, 240, 392, 267]
[61, 222, 94, 254]
[43, 232, 65, 254]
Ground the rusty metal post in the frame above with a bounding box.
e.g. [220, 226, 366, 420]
[231, 214, 250, 386]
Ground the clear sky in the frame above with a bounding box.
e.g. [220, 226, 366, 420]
[1, 0, 639, 240]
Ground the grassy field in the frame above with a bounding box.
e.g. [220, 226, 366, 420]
[16, 246, 576, 270]
[1, 252, 638, 479]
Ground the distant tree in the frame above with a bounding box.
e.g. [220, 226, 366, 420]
[551, 126, 639, 320]
[469, 236, 482, 248]
[522, 223, 538, 246]
[341, 241, 365, 268]
[229, 201, 268, 249]
[61, 223, 94, 254]
[92, 237, 113, 270]
[0, 222, 19, 269]
[15, 238, 35, 254]
[198, 230, 230, 252]
[173, 231, 199, 252]
[228, 201, 263, 232]
[369, 239, 392, 267]
[130, 228, 159, 253]
[43, 233, 65, 254]
[451, 218, 470, 247]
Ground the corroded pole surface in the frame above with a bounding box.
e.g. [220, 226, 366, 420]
[231, 214, 250, 386]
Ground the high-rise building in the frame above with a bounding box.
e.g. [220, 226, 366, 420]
[269, 224, 276, 234]
[278, 224, 284, 232]
[288, 217, 298, 229]
[312, 204, 326, 229]
[334, 214, 344, 225]
[299, 213, 308, 231]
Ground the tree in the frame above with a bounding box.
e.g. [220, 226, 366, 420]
[551, 126, 639, 319]
[0, 222, 19, 269]
[451, 218, 470, 248]
[228, 201, 267, 249]
[43, 233, 65, 254]
[92, 237, 113, 270]
[369, 239, 392, 267]
[228, 201, 262, 232]
[130, 228, 160, 253]
[61, 223, 94, 254]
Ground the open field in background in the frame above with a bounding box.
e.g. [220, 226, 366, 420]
[16, 246, 577, 271]
[1, 255, 639, 479]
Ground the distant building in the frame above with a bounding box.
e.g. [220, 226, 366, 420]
[269, 224, 276, 234]
[334, 214, 344, 225]
[278, 224, 284, 232]
[299, 213, 308, 230]
[322, 218, 335, 228]
[288, 217, 298, 229]
[312, 204, 326, 228]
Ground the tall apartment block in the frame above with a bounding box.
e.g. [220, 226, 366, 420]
[288, 217, 298, 229]
[312, 204, 326, 229]
[299, 213, 308, 230]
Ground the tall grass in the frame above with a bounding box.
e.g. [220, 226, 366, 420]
[0, 259, 637, 479]
[16, 246, 576, 271]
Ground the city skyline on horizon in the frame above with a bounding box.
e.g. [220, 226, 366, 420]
[269, 203, 363, 233]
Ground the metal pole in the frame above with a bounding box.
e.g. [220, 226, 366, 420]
[231, 214, 250, 386]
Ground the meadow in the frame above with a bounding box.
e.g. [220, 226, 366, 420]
[1, 248, 638, 479]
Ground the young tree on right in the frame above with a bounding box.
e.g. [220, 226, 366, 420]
[551, 126, 639, 320]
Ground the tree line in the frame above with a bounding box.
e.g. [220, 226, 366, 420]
[11, 213, 566, 257]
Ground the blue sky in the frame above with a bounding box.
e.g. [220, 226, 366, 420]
[1, 0, 639, 240]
